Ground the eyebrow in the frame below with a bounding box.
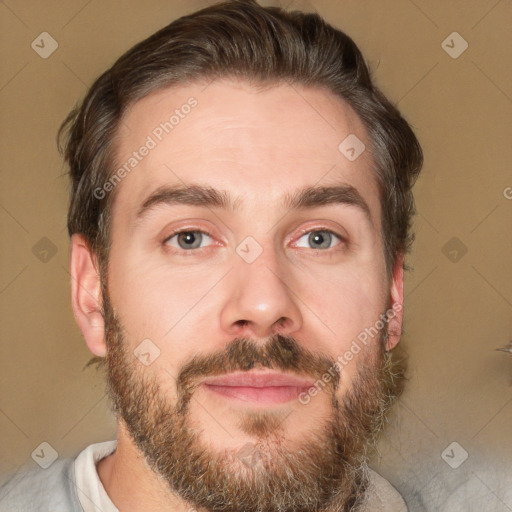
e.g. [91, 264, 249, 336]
[134, 183, 373, 227]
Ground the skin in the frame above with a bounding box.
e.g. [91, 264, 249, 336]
[70, 78, 404, 511]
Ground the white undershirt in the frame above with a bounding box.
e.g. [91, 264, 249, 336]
[74, 440, 119, 512]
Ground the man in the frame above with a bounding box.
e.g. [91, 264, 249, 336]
[0, 0, 422, 510]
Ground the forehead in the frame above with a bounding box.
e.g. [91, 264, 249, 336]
[110, 78, 380, 226]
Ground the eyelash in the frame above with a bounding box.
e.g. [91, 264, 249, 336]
[162, 227, 345, 255]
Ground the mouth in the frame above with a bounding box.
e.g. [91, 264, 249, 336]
[201, 371, 314, 405]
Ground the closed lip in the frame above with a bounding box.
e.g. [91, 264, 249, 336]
[202, 371, 314, 388]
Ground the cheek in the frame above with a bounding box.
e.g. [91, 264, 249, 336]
[108, 239, 193, 322]
[106, 248, 223, 373]
[299, 266, 386, 339]
[107, 260, 166, 337]
[296, 268, 387, 391]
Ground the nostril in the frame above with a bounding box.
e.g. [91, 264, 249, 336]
[272, 317, 289, 332]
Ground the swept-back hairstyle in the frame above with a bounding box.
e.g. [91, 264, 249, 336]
[59, 0, 423, 280]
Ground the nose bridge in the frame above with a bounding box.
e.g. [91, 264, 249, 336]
[219, 238, 303, 338]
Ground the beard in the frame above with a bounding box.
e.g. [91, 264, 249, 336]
[101, 290, 404, 512]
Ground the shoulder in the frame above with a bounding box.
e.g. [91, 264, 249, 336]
[362, 467, 408, 512]
[0, 457, 81, 512]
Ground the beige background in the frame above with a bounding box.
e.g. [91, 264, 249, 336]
[1, 0, 511, 510]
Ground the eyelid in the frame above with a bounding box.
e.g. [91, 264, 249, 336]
[164, 230, 213, 247]
[163, 228, 214, 244]
[160, 218, 222, 243]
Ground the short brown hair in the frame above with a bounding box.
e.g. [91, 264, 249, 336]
[59, 0, 423, 280]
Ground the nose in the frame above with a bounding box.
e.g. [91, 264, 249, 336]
[219, 247, 303, 340]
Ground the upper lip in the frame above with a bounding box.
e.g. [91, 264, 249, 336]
[202, 371, 314, 388]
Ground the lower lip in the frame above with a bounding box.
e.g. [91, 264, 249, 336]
[203, 384, 308, 404]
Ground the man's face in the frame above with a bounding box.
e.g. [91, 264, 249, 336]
[101, 79, 401, 511]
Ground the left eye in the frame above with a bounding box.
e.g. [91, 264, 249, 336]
[294, 230, 342, 250]
[164, 230, 213, 250]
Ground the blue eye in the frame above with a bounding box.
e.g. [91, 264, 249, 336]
[295, 230, 342, 249]
[164, 230, 213, 250]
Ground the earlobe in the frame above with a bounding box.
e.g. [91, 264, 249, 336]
[386, 254, 405, 351]
[70, 234, 107, 357]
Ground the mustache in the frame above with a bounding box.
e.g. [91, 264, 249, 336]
[174, 334, 340, 414]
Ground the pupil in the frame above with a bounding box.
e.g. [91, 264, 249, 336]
[179, 231, 200, 249]
[310, 231, 330, 249]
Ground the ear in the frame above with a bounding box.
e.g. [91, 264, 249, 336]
[70, 233, 107, 357]
[386, 253, 405, 351]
